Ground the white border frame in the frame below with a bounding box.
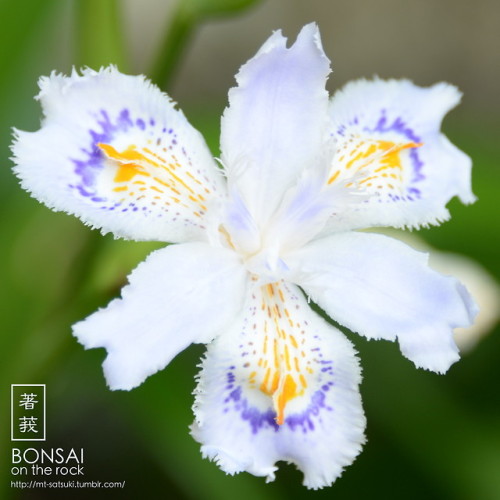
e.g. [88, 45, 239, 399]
[11, 384, 46, 441]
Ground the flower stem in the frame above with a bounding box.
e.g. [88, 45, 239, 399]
[75, 0, 127, 69]
[150, 1, 198, 89]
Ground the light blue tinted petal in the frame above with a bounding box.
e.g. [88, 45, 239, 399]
[220, 24, 331, 228]
[287, 231, 478, 373]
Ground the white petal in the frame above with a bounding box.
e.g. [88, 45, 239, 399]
[429, 251, 500, 352]
[220, 24, 331, 227]
[323, 78, 474, 231]
[191, 281, 365, 489]
[286, 232, 478, 373]
[388, 230, 500, 352]
[73, 242, 248, 390]
[12, 66, 225, 242]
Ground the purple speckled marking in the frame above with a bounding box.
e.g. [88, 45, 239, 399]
[409, 149, 424, 184]
[225, 385, 279, 434]
[407, 187, 421, 197]
[70, 108, 135, 197]
[368, 109, 425, 188]
[285, 390, 333, 433]
[372, 110, 421, 142]
[223, 366, 334, 435]
[69, 108, 165, 203]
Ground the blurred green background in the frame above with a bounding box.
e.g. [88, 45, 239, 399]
[1, 0, 499, 499]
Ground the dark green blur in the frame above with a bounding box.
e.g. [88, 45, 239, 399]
[1, 1, 498, 499]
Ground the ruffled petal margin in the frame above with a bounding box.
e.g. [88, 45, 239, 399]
[12, 66, 224, 243]
[191, 281, 365, 489]
[322, 78, 474, 232]
[220, 23, 331, 229]
[73, 242, 248, 390]
[286, 231, 478, 373]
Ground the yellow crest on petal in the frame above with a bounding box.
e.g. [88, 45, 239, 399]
[98, 142, 210, 219]
[328, 138, 422, 196]
[242, 282, 315, 425]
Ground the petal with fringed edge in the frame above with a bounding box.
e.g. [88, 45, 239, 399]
[321, 78, 474, 232]
[12, 67, 224, 243]
[286, 231, 478, 373]
[191, 281, 365, 489]
[220, 23, 331, 229]
[73, 242, 248, 390]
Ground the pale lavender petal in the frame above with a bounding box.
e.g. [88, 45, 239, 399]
[220, 23, 331, 228]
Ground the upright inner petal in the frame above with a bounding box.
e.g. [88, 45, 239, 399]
[220, 24, 331, 227]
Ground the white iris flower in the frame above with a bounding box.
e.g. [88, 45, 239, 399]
[12, 24, 477, 489]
